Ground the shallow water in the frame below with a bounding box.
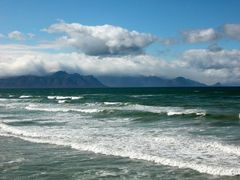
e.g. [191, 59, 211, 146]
[0, 87, 239, 179]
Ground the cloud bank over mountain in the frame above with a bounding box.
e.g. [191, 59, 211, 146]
[0, 21, 240, 84]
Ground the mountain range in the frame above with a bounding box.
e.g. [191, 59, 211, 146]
[0, 71, 211, 88]
[97, 76, 206, 87]
[0, 71, 105, 88]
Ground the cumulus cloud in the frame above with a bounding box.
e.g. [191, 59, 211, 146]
[0, 48, 170, 77]
[181, 23, 240, 43]
[182, 49, 240, 83]
[8, 31, 25, 40]
[222, 24, 240, 40]
[182, 28, 218, 43]
[1, 22, 240, 84]
[0, 43, 194, 81]
[1, 43, 239, 84]
[43, 22, 157, 55]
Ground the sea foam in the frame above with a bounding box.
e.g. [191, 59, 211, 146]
[0, 121, 239, 176]
[19, 95, 32, 99]
[115, 104, 206, 116]
[47, 96, 82, 100]
[25, 104, 103, 113]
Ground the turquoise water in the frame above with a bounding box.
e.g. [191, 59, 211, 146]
[0, 88, 239, 179]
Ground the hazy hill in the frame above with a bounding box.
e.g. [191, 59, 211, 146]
[0, 71, 105, 88]
[97, 76, 206, 87]
[0, 71, 209, 88]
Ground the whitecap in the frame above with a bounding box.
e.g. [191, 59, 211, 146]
[58, 100, 66, 104]
[56, 96, 71, 100]
[47, 96, 82, 100]
[47, 96, 55, 100]
[5, 158, 25, 164]
[25, 105, 68, 112]
[103, 102, 123, 105]
[115, 104, 206, 116]
[71, 96, 82, 100]
[0, 122, 239, 176]
[25, 104, 103, 113]
[19, 95, 32, 99]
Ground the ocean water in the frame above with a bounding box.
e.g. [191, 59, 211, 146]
[0, 87, 239, 179]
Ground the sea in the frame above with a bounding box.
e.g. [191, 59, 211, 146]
[0, 87, 239, 180]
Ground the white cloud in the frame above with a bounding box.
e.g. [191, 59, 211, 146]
[4, 31, 35, 41]
[27, 33, 35, 39]
[44, 22, 157, 55]
[181, 24, 240, 43]
[1, 44, 239, 84]
[8, 31, 25, 40]
[223, 24, 240, 40]
[1, 22, 240, 85]
[1, 43, 240, 84]
[182, 49, 240, 83]
[0, 48, 170, 77]
[182, 28, 218, 43]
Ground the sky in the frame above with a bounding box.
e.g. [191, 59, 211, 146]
[0, 0, 240, 84]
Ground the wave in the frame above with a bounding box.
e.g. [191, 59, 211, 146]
[25, 102, 206, 117]
[4, 158, 25, 164]
[115, 104, 206, 116]
[47, 96, 82, 100]
[130, 95, 156, 98]
[85, 103, 206, 116]
[58, 100, 66, 104]
[103, 102, 126, 105]
[19, 95, 32, 99]
[69, 145, 240, 177]
[71, 96, 82, 100]
[0, 122, 239, 176]
[48, 101, 237, 119]
[25, 104, 103, 113]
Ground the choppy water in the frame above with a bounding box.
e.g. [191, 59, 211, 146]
[0, 88, 239, 179]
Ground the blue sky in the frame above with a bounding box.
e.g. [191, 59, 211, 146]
[1, 0, 240, 50]
[1, 0, 240, 31]
[0, 0, 240, 84]
[1, 1, 239, 36]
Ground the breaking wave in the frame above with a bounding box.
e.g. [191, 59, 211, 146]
[24, 103, 206, 117]
[19, 95, 32, 99]
[114, 104, 206, 116]
[47, 96, 82, 100]
[25, 104, 103, 113]
[0, 122, 239, 176]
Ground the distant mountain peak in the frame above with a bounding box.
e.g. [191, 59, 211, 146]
[0, 71, 105, 88]
[51, 71, 69, 76]
[97, 75, 206, 87]
[175, 76, 185, 80]
[212, 82, 222, 86]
